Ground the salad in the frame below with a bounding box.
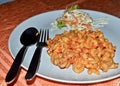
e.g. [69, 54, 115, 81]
[51, 5, 108, 30]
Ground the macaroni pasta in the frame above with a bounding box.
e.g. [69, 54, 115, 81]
[46, 29, 118, 75]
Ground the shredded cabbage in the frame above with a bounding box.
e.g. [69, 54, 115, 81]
[51, 5, 108, 30]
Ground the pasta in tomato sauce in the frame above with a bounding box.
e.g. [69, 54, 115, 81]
[46, 29, 118, 75]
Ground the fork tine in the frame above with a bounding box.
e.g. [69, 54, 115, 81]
[39, 29, 42, 35]
[43, 29, 46, 42]
[40, 30, 44, 42]
[37, 29, 42, 41]
[47, 29, 49, 40]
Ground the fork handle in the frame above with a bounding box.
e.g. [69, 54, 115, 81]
[25, 46, 42, 80]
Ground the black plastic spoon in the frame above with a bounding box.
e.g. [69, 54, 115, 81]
[5, 27, 40, 84]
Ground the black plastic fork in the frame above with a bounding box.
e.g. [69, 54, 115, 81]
[25, 29, 49, 81]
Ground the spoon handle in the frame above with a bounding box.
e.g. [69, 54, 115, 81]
[25, 46, 42, 80]
[5, 46, 27, 84]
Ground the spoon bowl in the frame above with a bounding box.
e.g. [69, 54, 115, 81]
[20, 27, 40, 46]
[5, 27, 39, 84]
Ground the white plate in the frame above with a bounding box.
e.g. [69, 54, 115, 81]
[8, 10, 120, 84]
